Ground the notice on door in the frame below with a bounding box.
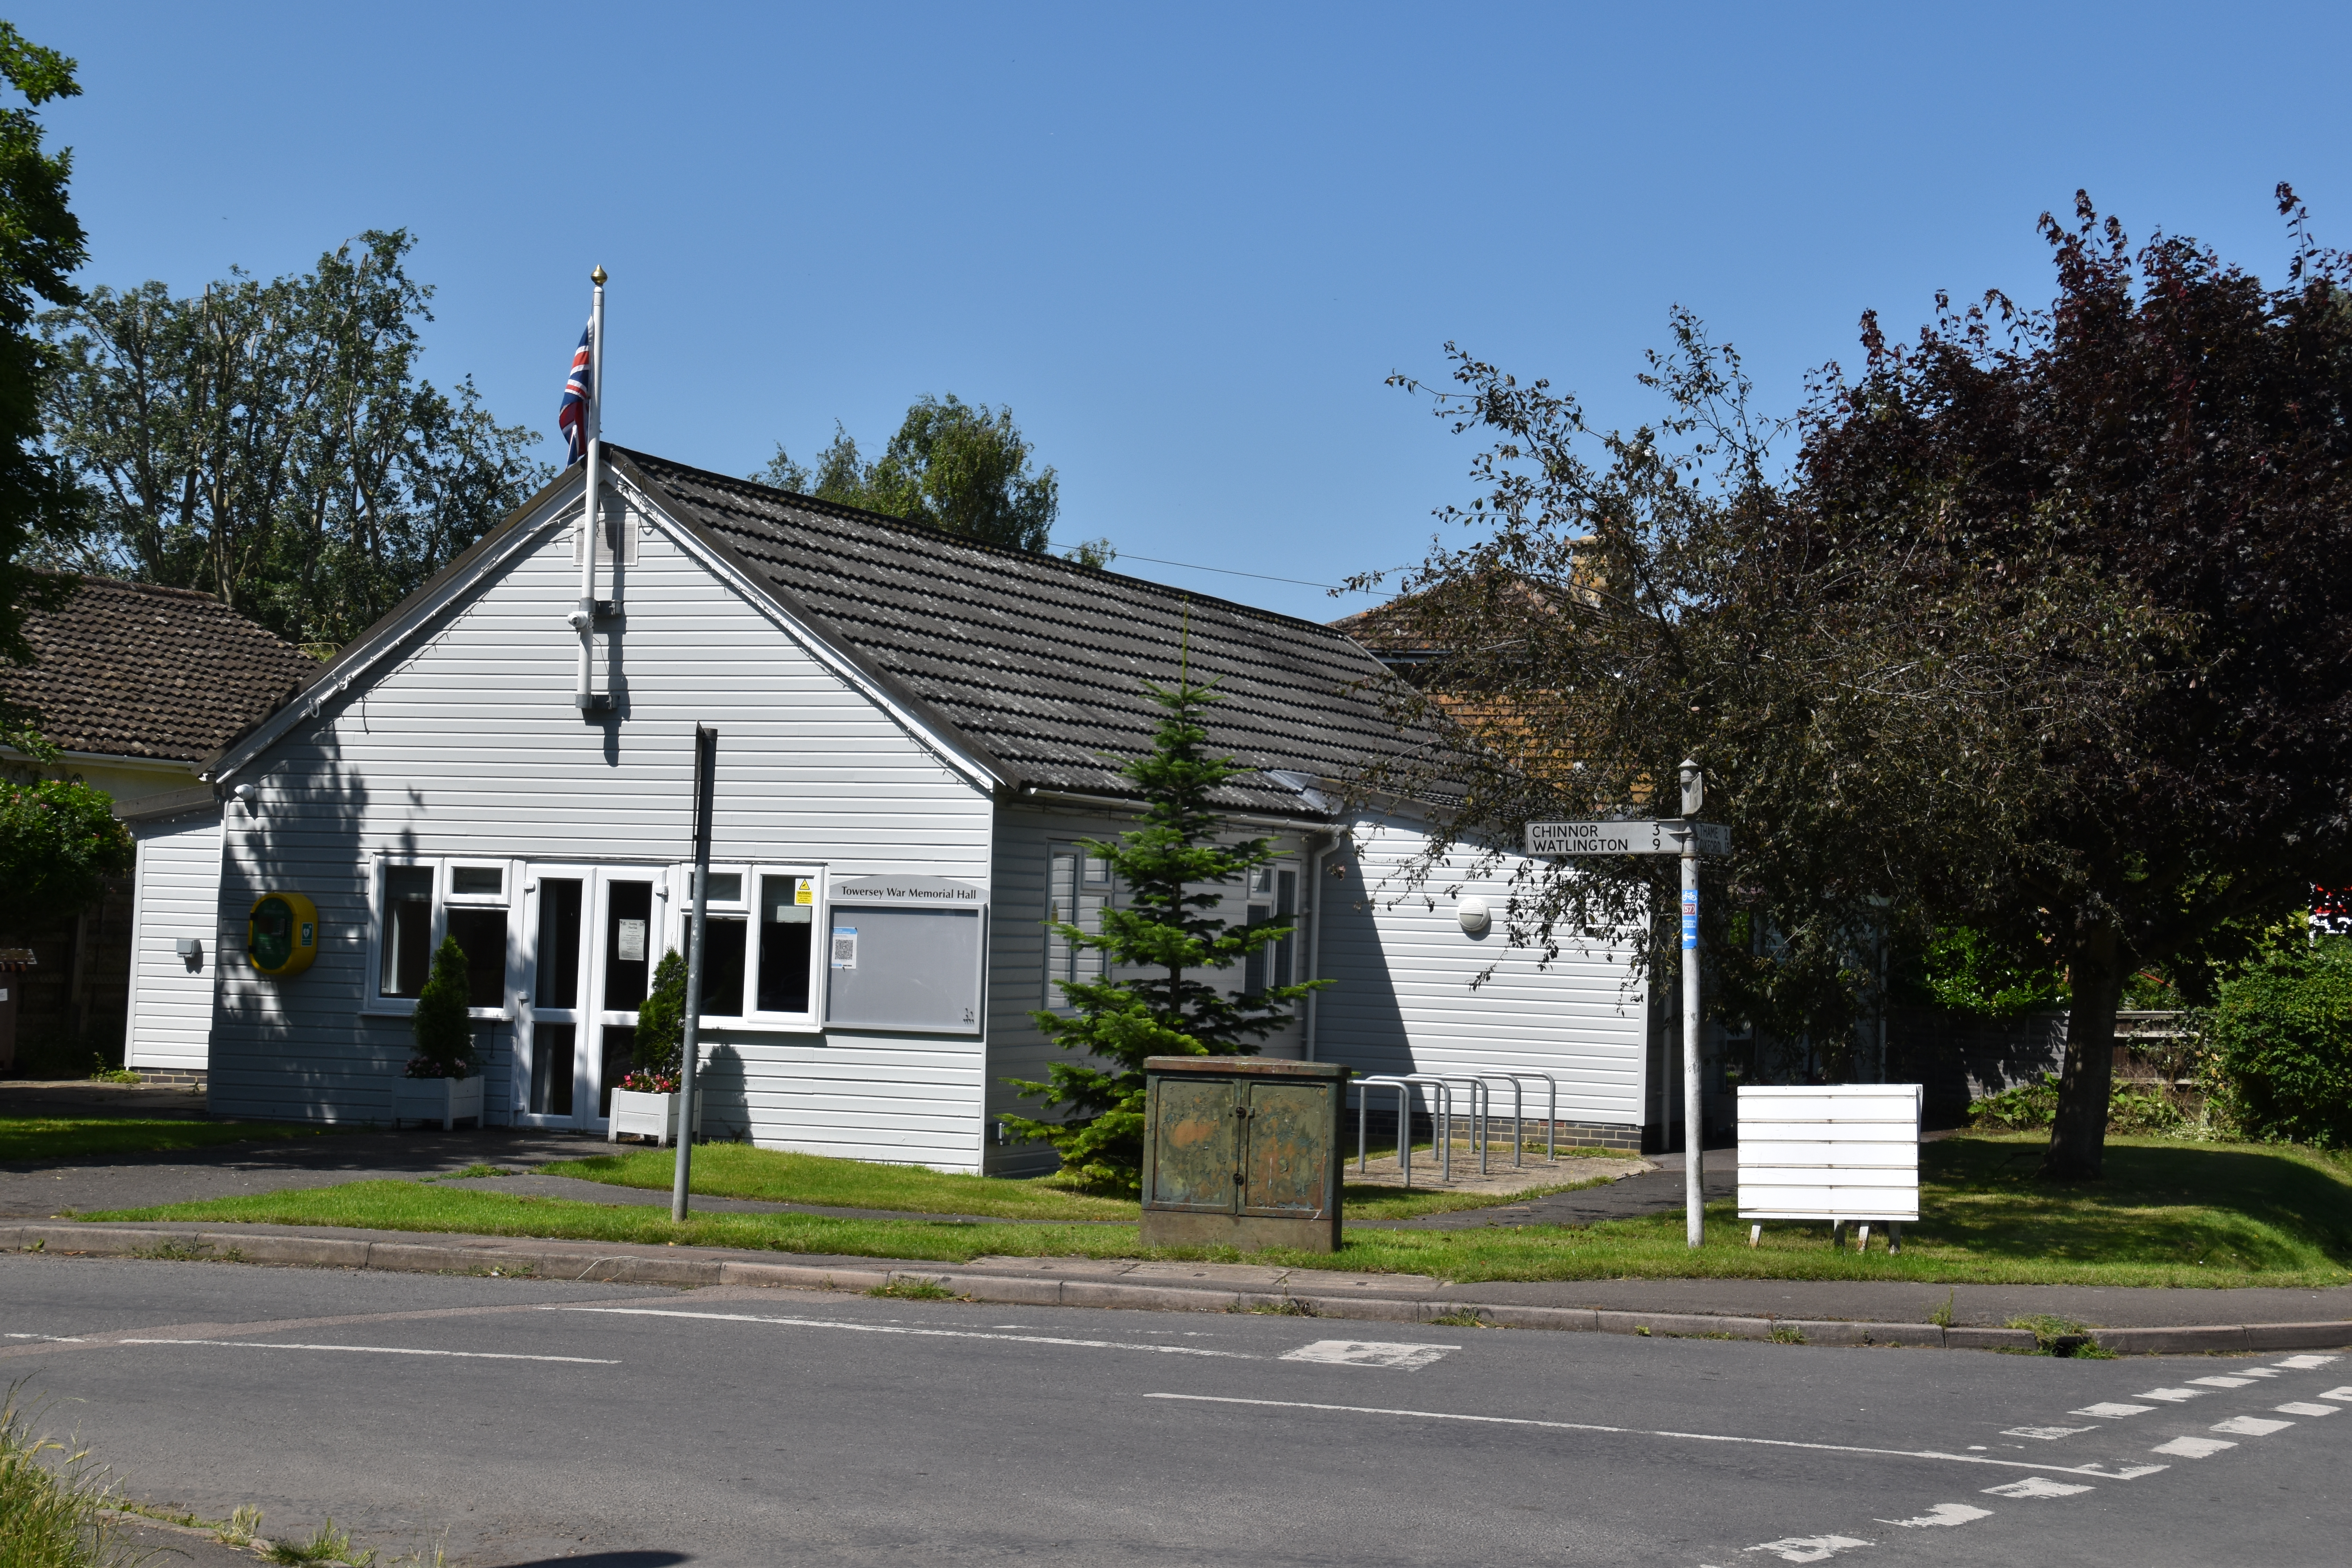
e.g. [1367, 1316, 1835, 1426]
[830, 926, 857, 969]
[616, 918, 647, 963]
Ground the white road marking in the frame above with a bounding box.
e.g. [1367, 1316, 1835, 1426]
[2274, 1402, 2338, 1417]
[1743, 1536, 1871, 1563]
[4, 1333, 85, 1343]
[2317, 1387, 2352, 1401]
[2072, 1403, 2155, 1418]
[1280, 1339, 1457, 1370]
[2237, 1368, 2279, 1378]
[120, 1339, 615, 1364]
[2187, 1375, 2256, 1388]
[1140, 1393, 2167, 1476]
[551, 1305, 1256, 1359]
[2272, 1355, 2338, 1370]
[1877, 1504, 1992, 1528]
[2152, 1437, 2236, 1458]
[2137, 1388, 2205, 1402]
[1982, 1476, 2092, 1498]
[2210, 1416, 2293, 1436]
[2002, 1425, 2094, 1440]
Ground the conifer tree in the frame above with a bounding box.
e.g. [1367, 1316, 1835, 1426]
[408, 936, 476, 1079]
[1003, 674, 1325, 1189]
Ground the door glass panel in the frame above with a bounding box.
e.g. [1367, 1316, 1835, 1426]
[445, 908, 507, 1008]
[531, 1024, 575, 1116]
[380, 865, 434, 997]
[603, 882, 654, 1010]
[687, 917, 747, 1016]
[600, 1027, 635, 1116]
[535, 880, 583, 1008]
[758, 875, 814, 1012]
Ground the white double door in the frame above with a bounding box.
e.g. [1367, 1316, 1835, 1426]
[514, 864, 670, 1131]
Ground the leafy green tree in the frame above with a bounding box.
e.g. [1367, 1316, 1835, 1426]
[0, 24, 87, 720]
[1353, 316, 2154, 1081]
[1799, 188, 2352, 1177]
[0, 777, 131, 938]
[407, 936, 477, 1079]
[38, 230, 548, 648]
[757, 394, 1060, 552]
[1002, 676, 1325, 1189]
[2205, 935, 2352, 1148]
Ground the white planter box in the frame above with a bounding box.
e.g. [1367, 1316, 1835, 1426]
[1738, 1083, 1922, 1249]
[609, 1088, 704, 1146]
[393, 1074, 485, 1131]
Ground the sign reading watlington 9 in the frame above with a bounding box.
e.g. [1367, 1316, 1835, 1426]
[1525, 819, 1731, 858]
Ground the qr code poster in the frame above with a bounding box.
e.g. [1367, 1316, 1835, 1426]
[830, 926, 858, 969]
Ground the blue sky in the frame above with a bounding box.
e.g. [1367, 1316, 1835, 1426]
[17, 2, 2352, 621]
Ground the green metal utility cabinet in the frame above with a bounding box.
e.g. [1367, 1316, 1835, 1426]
[1141, 1056, 1349, 1253]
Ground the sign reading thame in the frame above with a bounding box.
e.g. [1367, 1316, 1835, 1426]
[1526, 819, 1731, 858]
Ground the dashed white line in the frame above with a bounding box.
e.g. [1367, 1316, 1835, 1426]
[2188, 1375, 2258, 1388]
[2072, 1402, 2155, 1418]
[120, 1339, 616, 1364]
[2318, 1386, 2352, 1401]
[1877, 1504, 1991, 1528]
[1280, 1340, 1457, 1370]
[1140, 1393, 2167, 1476]
[2152, 1436, 2236, 1458]
[550, 1305, 1258, 1358]
[2210, 1416, 2294, 1436]
[3, 1332, 84, 1343]
[1983, 1476, 2094, 1498]
[2137, 1388, 2206, 1403]
[2002, 1425, 2095, 1440]
[1743, 1535, 1871, 1563]
[2273, 1356, 2338, 1370]
[2274, 1402, 2339, 1417]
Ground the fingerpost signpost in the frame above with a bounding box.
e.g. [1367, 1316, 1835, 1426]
[1524, 760, 1730, 1248]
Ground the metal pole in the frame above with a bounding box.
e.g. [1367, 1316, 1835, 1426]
[1680, 833, 1704, 1249]
[574, 268, 606, 712]
[671, 725, 716, 1222]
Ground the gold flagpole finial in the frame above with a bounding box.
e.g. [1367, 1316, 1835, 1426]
[591, 265, 608, 286]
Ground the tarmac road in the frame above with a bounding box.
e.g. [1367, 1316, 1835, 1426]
[4, 1251, 2345, 1566]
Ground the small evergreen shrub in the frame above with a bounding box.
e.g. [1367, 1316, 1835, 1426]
[405, 936, 477, 1079]
[624, 948, 687, 1093]
[2204, 936, 2352, 1148]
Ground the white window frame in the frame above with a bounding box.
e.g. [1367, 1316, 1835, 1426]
[363, 854, 517, 1022]
[670, 862, 826, 1032]
[1242, 859, 1300, 999]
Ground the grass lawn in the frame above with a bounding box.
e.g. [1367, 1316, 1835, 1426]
[80, 1134, 2352, 1289]
[0, 1117, 338, 1165]
[545, 1141, 1621, 1223]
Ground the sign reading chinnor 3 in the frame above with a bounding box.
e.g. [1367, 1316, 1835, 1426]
[1524, 819, 1671, 857]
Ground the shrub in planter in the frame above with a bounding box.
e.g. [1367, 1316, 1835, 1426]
[405, 936, 478, 1080]
[622, 948, 687, 1094]
[2204, 936, 2352, 1148]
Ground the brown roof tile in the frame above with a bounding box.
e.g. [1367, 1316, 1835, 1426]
[2, 577, 320, 763]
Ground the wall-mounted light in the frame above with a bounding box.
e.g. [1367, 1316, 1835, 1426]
[1458, 896, 1491, 935]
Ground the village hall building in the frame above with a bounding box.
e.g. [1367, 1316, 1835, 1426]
[189, 449, 1660, 1172]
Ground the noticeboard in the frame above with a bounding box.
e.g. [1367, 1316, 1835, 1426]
[823, 897, 985, 1034]
[1736, 1084, 1922, 1223]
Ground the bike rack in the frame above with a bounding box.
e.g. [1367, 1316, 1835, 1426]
[1488, 1072, 1564, 1163]
[1353, 1074, 1454, 1186]
[1419, 1074, 1492, 1176]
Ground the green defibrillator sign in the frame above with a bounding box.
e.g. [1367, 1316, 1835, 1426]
[248, 891, 320, 977]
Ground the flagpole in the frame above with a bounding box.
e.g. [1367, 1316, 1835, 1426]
[575, 265, 608, 712]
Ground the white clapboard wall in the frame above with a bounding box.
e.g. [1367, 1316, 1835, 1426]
[1737, 1085, 1922, 1223]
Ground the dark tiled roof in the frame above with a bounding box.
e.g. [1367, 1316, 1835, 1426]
[2, 577, 319, 763]
[613, 448, 1424, 817]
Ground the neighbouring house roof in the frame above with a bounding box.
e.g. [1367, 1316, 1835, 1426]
[611, 448, 1429, 817]
[2, 577, 319, 764]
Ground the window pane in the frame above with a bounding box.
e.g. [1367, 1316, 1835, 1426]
[690, 916, 747, 1016]
[701, 872, 742, 904]
[1047, 849, 1076, 994]
[531, 1024, 575, 1116]
[381, 865, 434, 998]
[1082, 852, 1112, 887]
[1075, 894, 1107, 984]
[599, 1027, 634, 1117]
[1244, 903, 1270, 995]
[450, 866, 503, 896]
[1274, 870, 1297, 989]
[758, 875, 814, 1013]
[535, 879, 583, 1008]
[445, 908, 507, 1009]
[603, 882, 655, 1011]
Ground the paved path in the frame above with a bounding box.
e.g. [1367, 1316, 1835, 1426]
[7, 1251, 2348, 1566]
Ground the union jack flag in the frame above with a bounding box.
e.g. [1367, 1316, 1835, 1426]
[557, 321, 593, 464]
